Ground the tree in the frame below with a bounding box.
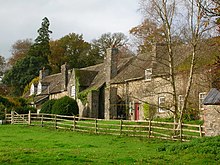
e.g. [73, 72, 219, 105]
[49, 33, 103, 72]
[130, 19, 166, 53]
[139, 0, 213, 129]
[3, 56, 47, 96]
[8, 39, 33, 66]
[29, 17, 52, 62]
[92, 32, 128, 56]
[0, 55, 6, 76]
[202, 0, 220, 32]
[3, 17, 52, 96]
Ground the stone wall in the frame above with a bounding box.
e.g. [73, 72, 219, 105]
[112, 71, 211, 120]
[204, 105, 220, 136]
[49, 91, 68, 100]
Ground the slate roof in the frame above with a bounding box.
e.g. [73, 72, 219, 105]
[78, 57, 133, 90]
[111, 53, 153, 83]
[203, 88, 220, 105]
[40, 73, 63, 95]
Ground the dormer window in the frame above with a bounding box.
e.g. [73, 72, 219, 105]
[37, 82, 42, 95]
[145, 68, 152, 81]
[30, 83, 35, 96]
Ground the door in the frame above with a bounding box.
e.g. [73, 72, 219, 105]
[135, 103, 140, 120]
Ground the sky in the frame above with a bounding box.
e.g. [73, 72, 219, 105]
[0, 0, 142, 59]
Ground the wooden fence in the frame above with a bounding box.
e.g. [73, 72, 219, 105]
[5, 111, 205, 141]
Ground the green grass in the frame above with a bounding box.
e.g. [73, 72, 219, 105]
[0, 125, 219, 165]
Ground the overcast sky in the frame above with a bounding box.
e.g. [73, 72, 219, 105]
[0, 0, 142, 59]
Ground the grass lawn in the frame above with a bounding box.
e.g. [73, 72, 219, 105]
[0, 125, 219, 164]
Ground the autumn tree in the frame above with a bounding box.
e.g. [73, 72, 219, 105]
[201, 0, 220, 32]
[49, 33, 103, 73]
[92, 32, 128, 56]
[139, 0, 214, 130]
[8, 39, 33, 66]
[130, 19, 166, 53]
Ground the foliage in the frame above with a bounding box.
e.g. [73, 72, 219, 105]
[0, 55, 6, 76]
[49, 33, 103, 73]
[8, 39, 33, 66]
[2, 17, 52, 96]
[143, 103, 156, 120]
[0, 95, 36, 114]
[130, 19, 166, 53]
[3, 56, 48, 96]
[40, 99, 56, 114]
[52, 96, 79, 116]
[0, 95, 13, 108]
[0, 103, 5, 120]
[14, 106, 37, 114]
[31, 17, 52, 62]
[92, 32, 128, 56]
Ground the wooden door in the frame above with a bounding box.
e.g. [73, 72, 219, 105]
[135, 103, 139, 120]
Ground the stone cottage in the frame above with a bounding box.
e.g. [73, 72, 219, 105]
[29, 38, 219, 121]
[203, 88, 220, 136]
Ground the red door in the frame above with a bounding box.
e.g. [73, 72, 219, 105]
[135, 103, 139, 120]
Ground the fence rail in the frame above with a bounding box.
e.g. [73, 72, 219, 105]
[5, 112, 205, 141]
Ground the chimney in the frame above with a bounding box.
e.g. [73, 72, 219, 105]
[104, 48, 118, 119]
[39, 67, 49, 80]
[61, 63, 68, 91]
[105, 48, 118, 85]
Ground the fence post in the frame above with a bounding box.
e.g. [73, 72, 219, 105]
[54, 114, 57, 129]
[11, 110, 14, 124]
[199, 125, 203, 137]
[41, 114, 44, 127]
[179, 122, 183, 142]
[120, 119, 123, 135]
[4, 109, 7, 121]
[28, 110, 31, 125]
[148, 120, 151, 138]
[95, 118, 98, 134]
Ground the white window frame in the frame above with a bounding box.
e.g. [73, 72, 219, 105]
[158, 96, 166, 113]
[37, 82, 42, 95]
[30, 83, 35, 96]
[145, 68, 152, 81]
[71, 85, 76, 99]
[178, 95, 184, 111]
[199, 92, 206, 110]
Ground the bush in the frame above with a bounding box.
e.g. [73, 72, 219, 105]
[0, 103, 5, 120]
[14, 106, 37, 114]
[52, 96, 79, 116]
[40, 99, 56, 114]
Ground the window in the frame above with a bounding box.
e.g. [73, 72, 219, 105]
[178, 95, 184, 111]
[30, 83, 35, 96]
[145, 68, 152, 81]
[158, 96, 166, 113]
[37, 82, 42, 95]
[71, 85, 76, 99]
[199, 92, 206, 110]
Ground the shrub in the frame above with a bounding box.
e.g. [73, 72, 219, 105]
[143, 103, 156, 120]
[40, 99, 56, 114]
[52, 96, 79, 116]
[14, 106, 37, 114]
[0, 103, 5, 120]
